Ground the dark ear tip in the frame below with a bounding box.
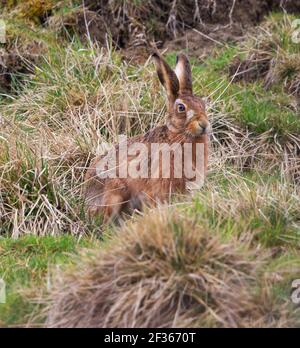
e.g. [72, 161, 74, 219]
[176, 52, 189, 63]
[151, 51, 160, 60]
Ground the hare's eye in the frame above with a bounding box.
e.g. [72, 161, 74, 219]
[177, 103, 186, 113]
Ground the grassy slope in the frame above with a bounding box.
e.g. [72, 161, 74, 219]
[168, 14, 300, 138]
[0, 6, 299, 326]
[0, 235, 99, 326]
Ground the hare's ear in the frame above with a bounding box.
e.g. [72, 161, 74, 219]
[175, 53, 193, 95]
[152, 52, 179, 104]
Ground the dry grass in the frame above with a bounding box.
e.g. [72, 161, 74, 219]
[0, 41, 164, 236]
[1, 35, 299, 237]
[1, 7, 300, 327]
[45, 210, 296, 328]
[230, 13, 300, 100]
[219, 14, 300, 180]
[210, 107, 300, 181]
[189, 171, 300, 247]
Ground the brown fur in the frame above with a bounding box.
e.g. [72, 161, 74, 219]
[85, 53, 210, 223]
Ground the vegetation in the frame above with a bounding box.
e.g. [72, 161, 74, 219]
[46, 210, 299, 328]
[0, 1, 299, 327]
[0, 235, 99, 326]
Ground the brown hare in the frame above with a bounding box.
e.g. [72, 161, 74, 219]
[85, 52, 210, 223]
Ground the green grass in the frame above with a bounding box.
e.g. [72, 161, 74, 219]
[0, 9, 299, 327]
[2, 170, 299, 326]
[0, 235, 99, 326]
[188, 171, 300, 247]
[166, 13, 300, 139]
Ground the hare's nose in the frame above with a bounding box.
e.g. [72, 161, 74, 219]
[199, 122, 210, 134]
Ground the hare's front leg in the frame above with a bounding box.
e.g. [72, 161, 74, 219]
[102, 190, 129, 224]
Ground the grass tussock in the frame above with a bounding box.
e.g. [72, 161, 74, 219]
[45, 210, 298, 328]
[230, 14, 300, 105]
[0, 40, 164, 237]
[194, 14, 300, 174]
[190, 173, 300, 248]
[0, 20, 50, 93]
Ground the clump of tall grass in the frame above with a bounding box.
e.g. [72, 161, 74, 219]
[0, 40, 165, 237]
[189, 171, 300, 248]
[1, 31, 300, 237]
[230, 14, 300, 104]
[207, 14, 300, 175]
[45, 209, 297, 328]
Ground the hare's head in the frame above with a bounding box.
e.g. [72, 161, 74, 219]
[153, 52, 210, 137]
